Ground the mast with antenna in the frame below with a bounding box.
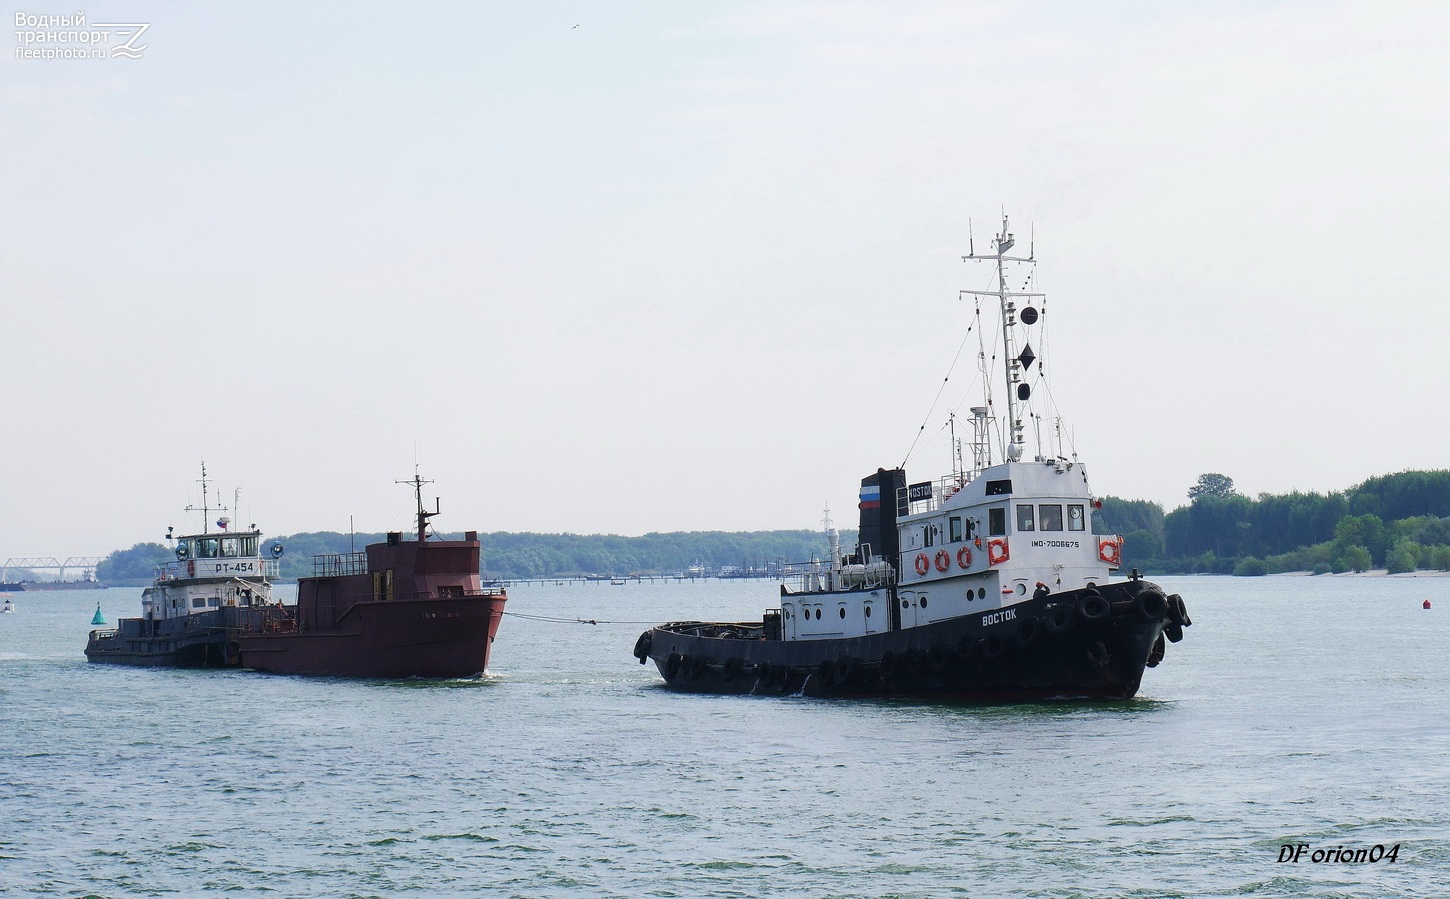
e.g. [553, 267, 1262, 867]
[960, 213, 1045, 463]
[184, 461, 228, 534]
[397, 466, 438, 542]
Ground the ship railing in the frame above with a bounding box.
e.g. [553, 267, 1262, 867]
[311, 552, 368, 578]
[899, 474, 972, 516]
[779, 559, 895, 593]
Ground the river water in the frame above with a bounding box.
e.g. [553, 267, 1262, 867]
[1, 575, 1446, 897]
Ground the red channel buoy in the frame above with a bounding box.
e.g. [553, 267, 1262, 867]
[1424, 599, 1433, 610]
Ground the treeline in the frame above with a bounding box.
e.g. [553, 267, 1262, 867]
[1096, 470, 1450, 575]
[96, 529, 850, 585]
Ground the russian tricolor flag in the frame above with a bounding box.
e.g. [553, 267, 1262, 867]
[859, 485, 880, 510]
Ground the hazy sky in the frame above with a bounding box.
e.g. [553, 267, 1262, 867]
[3, 1, 1448, 558]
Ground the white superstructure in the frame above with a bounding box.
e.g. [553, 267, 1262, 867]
[780, 215, 1123, 642]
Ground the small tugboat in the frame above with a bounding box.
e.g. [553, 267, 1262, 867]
[634, 216, 1191, 700]
[86, 464, 283, 667]
[233, 472, 507, 678]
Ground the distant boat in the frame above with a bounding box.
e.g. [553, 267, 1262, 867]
[2, 595, 14, 614]
[610, 579, 627, 586]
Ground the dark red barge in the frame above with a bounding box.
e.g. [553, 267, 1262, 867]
[235, 475, 507, 678]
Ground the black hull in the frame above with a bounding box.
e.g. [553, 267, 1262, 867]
[85, 607, 279, 669]
[637, 580, 1188, 701]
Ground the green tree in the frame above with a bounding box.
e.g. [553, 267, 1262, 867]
[1385, 539, 1421, 574]
[1188, 473, 1237, 501]
[1334, 514, 1388, 564]
[1121, 528, 1163, 566]
[96, 542, 173, 585]
[1233, 556, 1268, 576]
[1338, 545, 1372, 573]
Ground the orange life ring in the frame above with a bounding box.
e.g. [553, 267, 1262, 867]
[1098, 538, 1121, 566]
[914, 553, 929, 576]
[934, 549, 950, 572]
[956, 546, 972, 569]
[987, 538, 1010, 566]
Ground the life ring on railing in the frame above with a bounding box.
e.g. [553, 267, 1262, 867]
[956, 547, 972, 569]
[914, 553, 929, 576]
[933, 549, 950, 572]
[987, 538, 1010, 566]
[1098, 538, 1122, 566]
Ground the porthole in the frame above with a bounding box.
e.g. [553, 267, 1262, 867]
[1015, 583, 1027, 595]
[865, 606, 872, 618]
[920, 597, 929, 608]
[978, 587, 986, 599]
[839, 608, 846, 619]
[902, 600, 909, 609]
[815, 608, 822, 620]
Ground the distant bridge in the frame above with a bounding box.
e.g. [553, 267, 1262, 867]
[2, 556, 103, 582]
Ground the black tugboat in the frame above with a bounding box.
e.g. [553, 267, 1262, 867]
[634, 217, 1191, 699]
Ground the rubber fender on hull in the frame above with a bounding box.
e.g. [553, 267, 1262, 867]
[723, 657, 742, 681]
[1135, 590, 1169, 622]
[633, 631, 652, 662]
[956, 635, 977, 658]
[926, 645, 951, 672]
[664, 652, 682, 678]
[831, 657, 854, 685]
[688, 655, 708, 679]
[1079, 592, 1110, 623]
[1146, 632, 1166, 668]
[982, 632, 1007, 659]
[1168, 593, 1192, 627]
[1046, 605, 1075, 635]
[1015, 615, 1041, 648]
[1165, 622, 1185, 643]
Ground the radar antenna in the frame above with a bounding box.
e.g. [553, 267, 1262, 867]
[398, 466, 438, 542]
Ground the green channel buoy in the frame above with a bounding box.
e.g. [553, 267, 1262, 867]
[90, 603, 106, 626]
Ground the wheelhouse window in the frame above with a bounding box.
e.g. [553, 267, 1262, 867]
[198, 538, 220, 558]
[1039, 504, 1064, 531]
[989, 507, 1006, 536]
[1068, 505, 1086, 532]
[240, 536, 258, 556]
[1016, 505, 1035, 532]
[949, 517, 963, 543]
[221, 537, 239, 557]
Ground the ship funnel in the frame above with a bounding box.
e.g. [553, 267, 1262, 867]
[858, 468, 906, 573]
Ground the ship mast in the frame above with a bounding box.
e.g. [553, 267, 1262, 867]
[960, 213, 1044, 463]
[398, 467, 437, 542]
[184, 460, 227, 534]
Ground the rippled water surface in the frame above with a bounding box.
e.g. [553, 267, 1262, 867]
[2, 576, 1447, 897]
